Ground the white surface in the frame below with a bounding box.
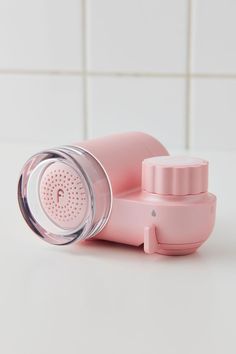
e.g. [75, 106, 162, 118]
[0, 76, 84, 145]
[87, 0, 188, 72]
[191, 78, 236, 149]
[192, 0, 236, 73]
[0, 142, 236, 354]
[1, 1, 236, 150]
[87, 76, 186, 148]
[0, 0, 82, 70]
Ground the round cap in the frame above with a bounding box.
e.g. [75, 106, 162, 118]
[18, 146, 112, 245]
[142, 156, 208, 196]
[39, 161, 89, 230]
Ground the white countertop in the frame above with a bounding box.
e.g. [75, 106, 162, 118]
[0, 142, 236, 354]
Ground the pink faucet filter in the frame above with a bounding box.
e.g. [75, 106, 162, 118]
[18, 132, 216, 255]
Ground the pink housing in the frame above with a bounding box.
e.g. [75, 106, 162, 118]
[18, 132, 216, 255]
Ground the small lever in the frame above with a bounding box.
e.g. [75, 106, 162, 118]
[144, 225, 161, 254]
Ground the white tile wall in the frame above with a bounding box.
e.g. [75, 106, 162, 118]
[87, 0, 188, 73]
[191, 79, 236, 149]
[0, 0, 83, 70]
[192, 0, 236, 73]
[87, 77, 186, 149]
[0, 0, 236, 150]
[0, 76, 84, 145]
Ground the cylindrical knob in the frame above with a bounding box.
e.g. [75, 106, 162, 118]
[142, 156, 208, 196]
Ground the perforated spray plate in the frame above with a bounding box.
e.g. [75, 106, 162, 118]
[39, 162, 88, 229]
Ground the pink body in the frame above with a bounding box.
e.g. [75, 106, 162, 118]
[76, 133, 216, 255]
[78, 132, 168, 194]
[18, 132, 216, 254]
[96, 191, 216, 255]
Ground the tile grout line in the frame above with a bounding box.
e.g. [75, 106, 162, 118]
[81, 0, 88, 139]
[1, 69, 236, 79]
[0, 69, 83, 76]
[87, 72, 185, 78]
[185, 0, 193, 150]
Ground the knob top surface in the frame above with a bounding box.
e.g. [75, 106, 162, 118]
[142, 156, 208, 196]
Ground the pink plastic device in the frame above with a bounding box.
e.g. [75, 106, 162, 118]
[18, 132, 216, 255]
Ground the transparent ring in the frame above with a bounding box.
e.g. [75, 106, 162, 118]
[18, 146, 112, 245]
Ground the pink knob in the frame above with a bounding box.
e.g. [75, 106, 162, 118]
[142, 156, 208, 196]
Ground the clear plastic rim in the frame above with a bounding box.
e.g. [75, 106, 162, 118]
[18, 145, 112, 245]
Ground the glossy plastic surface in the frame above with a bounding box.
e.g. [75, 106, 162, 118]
[142, 156, 208, 195]
[18, 132, 216, 255]
[95, 190, 216, 255]
[18, 132, 168, 245]
[18, 146, 112, 245]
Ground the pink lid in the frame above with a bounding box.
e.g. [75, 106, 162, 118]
[142, 156, 208, 195]
[39, 162, 89, 230]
